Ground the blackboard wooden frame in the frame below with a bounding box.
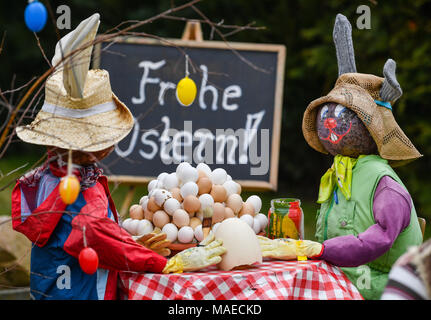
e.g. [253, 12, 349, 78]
[93, 36, 286, 191]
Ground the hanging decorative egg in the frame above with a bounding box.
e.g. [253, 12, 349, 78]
[59, 174, 80, 204]
[78, 247, 99, 275]
[24, 0, 48, 33]
[176, 76, 197, 107]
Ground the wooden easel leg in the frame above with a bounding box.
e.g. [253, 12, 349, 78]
[120, 185, 136, 220]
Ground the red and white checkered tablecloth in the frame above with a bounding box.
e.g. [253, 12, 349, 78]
[119, 259, 363, 300]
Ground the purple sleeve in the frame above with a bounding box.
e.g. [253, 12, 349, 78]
[320, 176, 412, 267]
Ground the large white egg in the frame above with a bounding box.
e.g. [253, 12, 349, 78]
[176, 162, 192, 180]
[180, 181, 199, 198]
[255, 213, 269, 231]
[199, 193, 214, 210]
[252, 218, 261, 234]
[214, 218, 262, 271]
[127, 219, 141, 235]
[194, 224, 204, 242]
[163, 173, 179, 190]
[226, 174, 232, 181]
[162, 223, 178, 242]
[139, 196, 149, 211]
[196, 163, 212, 177]
[163, 198, 181, 216]
[210, 168, 227, 185]
[181, 166, 199, 183]
[223, 180, 239, 197]
[154, 189, 172, 207]
[178, 226, 194, 244]
[246, 195, 262, 214]
[212, 222, 221, 233]
[148, 180, 159, 193]
[157, 172, 169, 183]
[136, 219, 154, 236]
[240, 214, 254, 228]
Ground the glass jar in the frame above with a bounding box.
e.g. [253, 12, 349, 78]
[266, 198, 304, 240]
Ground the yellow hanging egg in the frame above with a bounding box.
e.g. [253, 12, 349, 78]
[59, 174, 80, 204]
[176, 76, 197, 107]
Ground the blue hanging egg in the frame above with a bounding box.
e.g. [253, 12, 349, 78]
[24, 1, 48, 33]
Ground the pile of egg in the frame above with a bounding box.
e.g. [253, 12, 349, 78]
[122, 162, 269, 244]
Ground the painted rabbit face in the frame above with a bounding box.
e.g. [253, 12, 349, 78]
[316, 102, 377, 158]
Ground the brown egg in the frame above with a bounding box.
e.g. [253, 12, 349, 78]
[211, 185, 227, 202]
[236, 183, 242, 195]
[197, 177, 212, 195]
[152, 210, 170, 228]
[170, 187, 183, 202]
[189, 217, 201, 230]
[129, 204, 144, 220]
[147, 196, 161, 212]
[144, 208, 154, 221]
[212, 202, 225, 224]
[224, 207, 235, 219]
[183, 195, 201, 214]
[173, 209, 190, 228]
[239, 202, 255, 217]
[198, 170, 208, 180]
[226, 194, 243, 214]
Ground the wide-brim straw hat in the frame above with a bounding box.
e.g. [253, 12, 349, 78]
[16, 13, 134, 153]
[16, 69, 134, 152]
[302, 72, 422, 167]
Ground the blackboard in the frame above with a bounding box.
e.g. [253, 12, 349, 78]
[94, 37, 285, 191]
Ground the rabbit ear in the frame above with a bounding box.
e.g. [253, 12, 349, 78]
[380, 59, 403, 102]
[51, 13, 100, 98]
[333, 14, 357, 76]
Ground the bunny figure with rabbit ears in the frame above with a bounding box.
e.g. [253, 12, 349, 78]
[301, 14, 423, 300]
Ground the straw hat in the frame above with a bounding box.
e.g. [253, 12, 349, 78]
[302, 14, 422, 167]
[16, 13, 134, 152]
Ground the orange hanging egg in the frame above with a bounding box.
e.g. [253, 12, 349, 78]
[59, 174, 80, 204]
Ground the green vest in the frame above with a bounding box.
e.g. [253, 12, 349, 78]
[315, 155, 423, 300]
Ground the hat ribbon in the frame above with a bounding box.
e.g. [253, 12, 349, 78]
[41, 101, 117, 118]
[374, 100, 392, 111]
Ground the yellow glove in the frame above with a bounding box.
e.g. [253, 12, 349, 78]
[296, 240, 324, 259]
[163, 238, 226, 273]
[257, 236, 298, 260]
[133, 227, 172, 257]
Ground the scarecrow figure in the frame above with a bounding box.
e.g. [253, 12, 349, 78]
[11, 14, 225, 300]
[299, 14, 423, 299]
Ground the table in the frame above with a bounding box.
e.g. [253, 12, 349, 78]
[119, 259, 363, 300]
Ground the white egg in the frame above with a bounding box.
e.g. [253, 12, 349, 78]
[163, 173, 179, 190]
[148, 179, 159, 193]
[139, 196, 149, 211]
[240, 214, 254, 228]
[199, 193, 214, 210]
[246, 195, 262, 214]
[252, 218, 261, 234]
[181, 166, 199, 183]
[136, 219, 154, 236]
[163, 198, 181, 216]
[176, 162, 192, 179]
[180, 181, 199, 198]
[196, 163, 212, 176]
[154, 189, 172, 207]
[226, 175, 232, 181]
[162, 223, 178, 242]
[255, 213, 269, 231]
[212, 222, 221, 234]
[127, 219, 141, 235]
[178, 226, 194, 244]
[121, 218, 132, 230]
[210, 168, 227, 185]
[157, 172, 169, 183]
[223, 180, 239, 197]
[194, 224, 204, 242]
